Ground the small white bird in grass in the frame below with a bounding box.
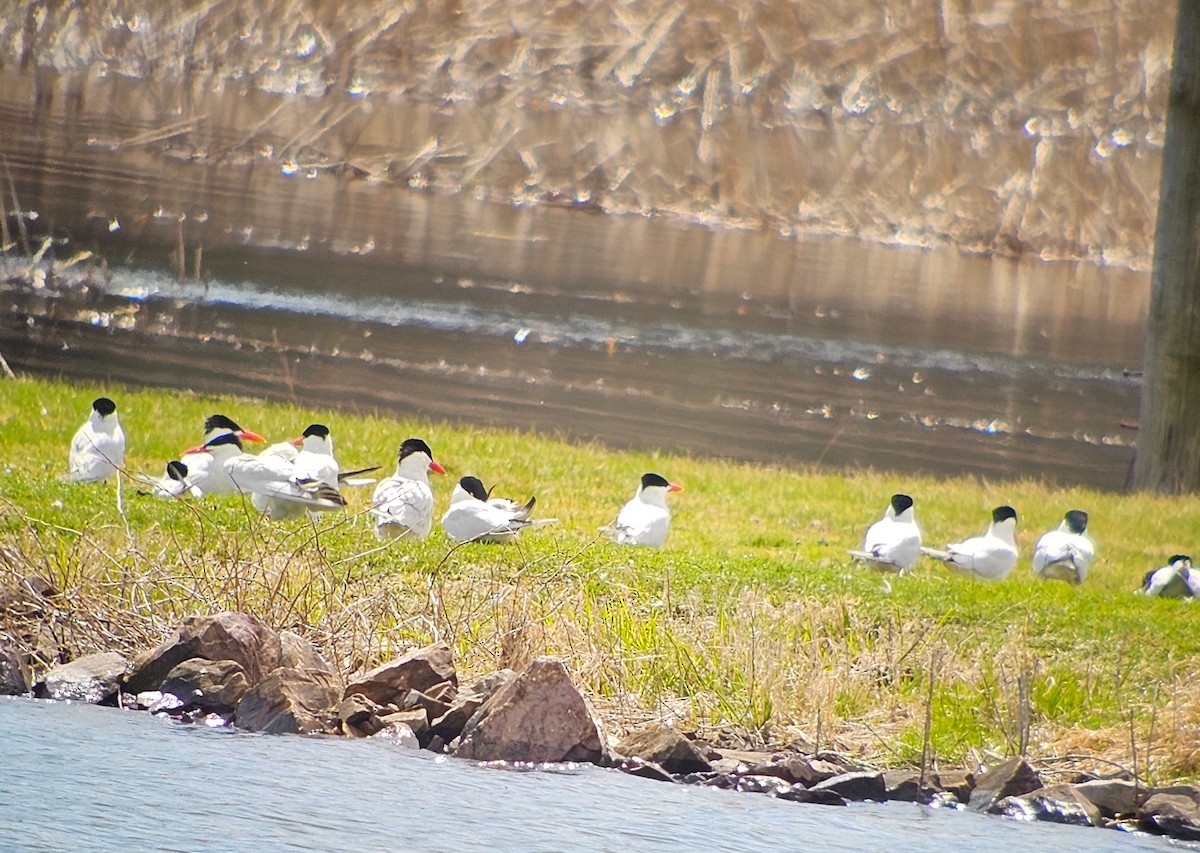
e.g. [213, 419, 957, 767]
[370, 438, 446, 540]
[149, 460, 201, 499]
[922, 505, 1019, 581]
[251, 424, 341, 520]
[441, 476, 557, 543]
[603, 472, 683, 548]
[848, 493, 922, 574]
[1031, 509, 1094, 585]
[1141, 555, 1199, 599]
[223, 431, 347, 517]
[65, 397, 126, 483]
[177, 416, 267, 496]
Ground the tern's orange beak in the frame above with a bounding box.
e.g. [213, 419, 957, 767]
[290, 436, 304, 447]
[183, 443, 210, 455]
[429, 460, 447, 475]
[668, 483, 684, 492]
[239, 430, 267, 443]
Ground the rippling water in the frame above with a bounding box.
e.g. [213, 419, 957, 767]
[0, 697, 1182, 852]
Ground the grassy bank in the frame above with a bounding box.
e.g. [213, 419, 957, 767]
[2, 375, 1199, 780]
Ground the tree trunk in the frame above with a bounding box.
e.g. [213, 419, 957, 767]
[1135, 0, 1200, 493]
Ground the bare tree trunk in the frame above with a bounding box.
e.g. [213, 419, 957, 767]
[1136, 0, 1200, 493]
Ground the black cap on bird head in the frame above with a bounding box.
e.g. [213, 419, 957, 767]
[890, 494, 914, 514]
[1169, 554, 1193, 567]
[302, 424, 330, 439]
[992, 505, 1018, 524]
[1064, 510, 1088, 534]
[92, 397, 117, 416]
[459, 476, 489, 501]
[204, 431, 243, 450]
[204, 414, 242, 434]
[640, 473, 672, 490]
[165, 460, 189, 481]
[398, 438, 434, 462]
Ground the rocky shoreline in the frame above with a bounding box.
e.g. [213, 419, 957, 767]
[3, 576, 1199, 844]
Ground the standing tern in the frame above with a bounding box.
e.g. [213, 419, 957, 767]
[922, 505, 1019, 581]
[65, 397, 126, 483]
[603, 472, 683, 548]
[370, 438, 446, 540]
[848, 493, 922, 574]
[1031, 509, 1094, 585]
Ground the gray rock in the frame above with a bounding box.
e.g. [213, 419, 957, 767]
[455, 657, 609, 764]
[998, 783, 1102, 826]
[776, 785, 849, 806]
[37, 652, 127, 703]
[336, 694, 387, 737]
[372, 721, 420, 749]
[160, 659, 249, 715]
[343, 641, 457, 707]
[619, 757, 676, 783]
[1138, 792, 1200, 840]
[124, 612, 283, 694]
[279, 631, 338, 677]
[733, 774, 792, 795]
[429, 669, 516, 742]
[379, 708, 430, 737]
[235, 668, 340, 734]
[0, 640, 30, 695]
[968, 757, 1043, 813]
[933, 769, 976, 802]
[401, 684, 454, 722]
[615, 725, 712, 775]
[750, 755, 838, 787]
[1073, 778, 1145, 818]
[810, 770, 887, 801]
[883, 769, 975, 803]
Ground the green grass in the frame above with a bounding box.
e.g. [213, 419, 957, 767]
[3, 374, 1200, 780]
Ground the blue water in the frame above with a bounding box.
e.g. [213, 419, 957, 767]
[0, 697, 1184, 852]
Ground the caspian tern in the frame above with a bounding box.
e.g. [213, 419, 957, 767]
[921, 505, 1019, 581]
[176, 429, 249, 496]
[250, 424, 342, 519]
[1141, 555, 1199, 599]
[200, 414, 266, 446]
[370, 438, 446, 540]
[848, 493, 922, 574]
[223, 429, 346, 517]
[1031, 510, 1094, 585]
[440, 475, 556, 543]
[603, 472, 683, 548]
[65, 397, 126, 483]
[149, 460, 201, 499]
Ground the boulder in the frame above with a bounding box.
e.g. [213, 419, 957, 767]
[160, 659, 249, 715]
[36, 651, 127, 703]
[1138, 793, 1200, 840]
[124, 612, 283, 694]
[454, 657, 608, 765]
[1073, 778, 1144, 818]
[883, 769, 975, 803]
[235, 668, 340, 735]
[933, 769, 976, 803]
[810, 770, 887, 801]
[429, 669, 515, 742]
[279, 631, 338, 677]
[998, 783, 1102, 826]
[372, 721, 420, 749]
[709, 748, 777, 774]
[733, 774, 792, 794]
[401, 684, 454, 722]
[380, 708, 430, 737]
[343, 642, 457, 707]
[750, 755, 838, 787]
[776, 785, 849, 806]
[619, 757, 676, 783]
[0, 639, 31, 695]
[337, 694, 387, 737]
[615, 725, 712, 775]
[967, 757, 1043, 813]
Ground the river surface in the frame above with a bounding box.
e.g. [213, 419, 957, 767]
[0, 69, 1148, 489]
[0, 696, 1186, 853]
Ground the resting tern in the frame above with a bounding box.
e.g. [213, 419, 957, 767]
[440, 475, 556, 543]
[147, 460, 201, 499]
[65, 397, 126, 483]
[222, 430, 346, 516]
[370, 438, 446, 540]
[250, 424, 342, 519]
[922, 505, 1019, 581]
[848, 493, 922, 574]
[173, 416, 266, 496]
[603, 472, 683, 548]
[1141, 555, 1199, 599]
[1031, 510, 1094, 585]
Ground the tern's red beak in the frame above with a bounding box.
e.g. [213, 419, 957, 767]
[429, 460, 447, 475]
[668, 483, 684, 492]
[183, 443, 210, 455]
[239, 430, 267, 443]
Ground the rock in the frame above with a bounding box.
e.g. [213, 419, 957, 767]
[1073, 779, 1145, 818]
[36, 652, 127, 703]
[160, 659, 249, 715]
[933, 769, 976, 803]
[967, 757, 1043, 813]
[749, 755, 838, 787]
[337, 694, 386, 737]
[455, 657, 608, 764]
[998, 783, 1102, 826]
[619, 757, 676, 783]
[733, 774, 792, 795]
[124, 612, 283, 694]
[810, 770, 887, 801]
[709, 748, 777, 775]
[235, 668, 340, 735]
[0, 640, 31, 695]
[0, 574, 57, 617]
[1138, 793, 1200, 840]
[279, 631, 338, 677]
[373, 721, 420, 749]
[882, 769, 975, 803]
[379, 708, 430, 737]
[776, 785, 849, 806]
[343, 642, 457, 707]
[401, 685, 454, 722]
[428, 669, 515, 742]
[615, 724, 712, 775]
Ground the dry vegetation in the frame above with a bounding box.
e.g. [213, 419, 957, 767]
[0, 0, 1174, 267]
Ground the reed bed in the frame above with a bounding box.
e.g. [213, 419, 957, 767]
[3, 375, 1200, 782]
